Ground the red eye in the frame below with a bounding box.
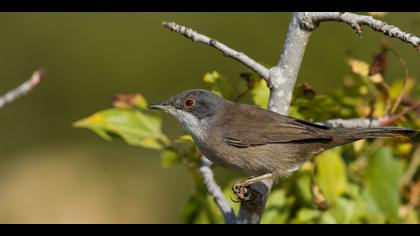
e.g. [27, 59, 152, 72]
[183, 98, 195, 109]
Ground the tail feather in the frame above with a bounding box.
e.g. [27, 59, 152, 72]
[329, 127, 417, 147]
[346, 127, 417, 139]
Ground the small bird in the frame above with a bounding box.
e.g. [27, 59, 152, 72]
[150, 89, 416, 200]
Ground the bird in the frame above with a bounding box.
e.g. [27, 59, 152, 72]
[149, 89, 416, 200]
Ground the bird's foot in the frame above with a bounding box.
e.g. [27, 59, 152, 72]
[231, 181, 252, 203]
[231, 174, 273, 206]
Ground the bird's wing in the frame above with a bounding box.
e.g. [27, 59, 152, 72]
[221, 104, 333, 148]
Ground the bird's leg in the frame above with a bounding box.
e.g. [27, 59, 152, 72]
[241, 173, 274, 187]
[232, 173, 273, 202]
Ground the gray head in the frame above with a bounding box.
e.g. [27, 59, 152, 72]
[149, 89, 226, 140]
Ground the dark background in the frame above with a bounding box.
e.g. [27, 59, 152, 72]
[0, 13, 418, 223]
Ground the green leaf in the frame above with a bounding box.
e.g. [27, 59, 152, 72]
[328, 197, 357, 223]
[172, 135, 200, 165]
[251, 79, 270, 109]
[402, 208, 419, 224]
[261, 189, 295, 224]
[74, 108, 168, 150]
[293, 170, 313, 207]
[183, 187, 224, 224]
[358, 190, 387, 223]
[203, 71, 234, 99]
[366, 147, 403, 223]
[290, 208, 321, 224]
[320, 211, 337, 224]
[288, 105, 305, 120]
[291, 91, 346, 121]
[205, 195, 225, 224]
[315, 149, 348, 201]
[389, 78, 415, 100]
[183, 191, 209, 224]
[160, 149, 180, 169]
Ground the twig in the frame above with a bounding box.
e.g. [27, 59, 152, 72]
[0, 69, 44, 110]
[300, 12, 420, 50]
[198, 156, 236, 224]
[320, 118, 384, 128]
[162, 21, 271, 81]
[400, 147, 420, 188]
[321, 99, 420, 128]
[310, 158, 330, 211]
[321, 107, 420, 129]
[387, 48, 410, 114]
[381, 100, 420, 126]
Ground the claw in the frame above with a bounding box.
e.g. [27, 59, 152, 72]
[230, 195, 241, 203]
[231, 181, 253, 203]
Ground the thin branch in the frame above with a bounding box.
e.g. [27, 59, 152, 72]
[320, 118, 384, 128]
[198, 156, 236, 224]
[162, 21, 271, 81]
[388, 48, 410, 114]
[0, 69, 44, 110]
[382, 100, 420, 126]
[300, 12, 420, 50]
[310, 158, 330, 211]
[320, 107, 420, 129]
[400, 147, 420, 188]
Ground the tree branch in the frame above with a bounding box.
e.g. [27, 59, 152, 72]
[198, 156, 236, 224]
[237, 12, 314, 224]
[162, 21, 271, 82]
[0, 69, 44, 110]
[320, 118, 384, 128]
[268, 13, 312, 115]
[300, 12, 420, 50]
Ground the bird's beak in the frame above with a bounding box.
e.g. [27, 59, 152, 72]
[148, 101, 175, 112]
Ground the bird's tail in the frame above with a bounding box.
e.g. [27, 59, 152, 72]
[329, 127, 417, 147]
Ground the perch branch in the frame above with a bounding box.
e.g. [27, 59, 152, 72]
[268, 12, 312, 115]
[0, 69, 44, 110]
[237, 13, 314, 223]
[199, 156, 236, 224]
[162, 21, 271, 81]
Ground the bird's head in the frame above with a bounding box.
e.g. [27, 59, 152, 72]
[149, 89, 226, 139]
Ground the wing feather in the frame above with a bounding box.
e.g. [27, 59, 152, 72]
[220, 103, 333, 147]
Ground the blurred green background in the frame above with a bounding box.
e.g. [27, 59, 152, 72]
[0, 13, 418, 223]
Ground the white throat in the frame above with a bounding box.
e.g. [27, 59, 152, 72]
[173, 109, 210, 141]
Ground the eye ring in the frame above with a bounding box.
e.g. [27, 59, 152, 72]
[183, 97, 196, 109]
